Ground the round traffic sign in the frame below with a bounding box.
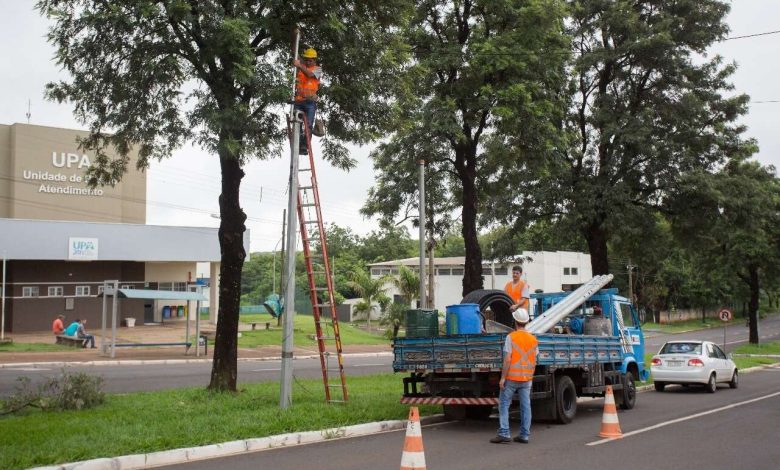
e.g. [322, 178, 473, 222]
[718, 308, 732, 322]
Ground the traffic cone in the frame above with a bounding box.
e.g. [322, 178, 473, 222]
[598, 385, 623, 439]
[400, 406, 426, 470]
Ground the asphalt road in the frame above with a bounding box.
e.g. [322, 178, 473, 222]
[159, 365, 780, 470]
[1, 315, 778, 398]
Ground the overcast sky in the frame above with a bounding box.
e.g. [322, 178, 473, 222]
[1, 1, 778, 253]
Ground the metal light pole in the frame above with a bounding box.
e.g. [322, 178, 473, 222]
[418, 160, 426, 308]
[280, 28, 301, 409]
[1, 251, 6, 341]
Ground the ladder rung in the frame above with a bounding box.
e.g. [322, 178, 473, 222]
[299, 168, 312, 172]
[327, 400, 347, 403]
[303, 220, 320, 224]
[318, 336, 336, 340]
[299, 185, 313, 190]
[312, 287, 328, 291]
[327, 384, 346, 388]
[301, 203, 317, 207]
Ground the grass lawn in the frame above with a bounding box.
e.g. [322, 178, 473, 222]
[642, 319, 724, 334]
[0, 342, 75, 353]
[0, 373, 436, 470]
[237, 313, 389, 347]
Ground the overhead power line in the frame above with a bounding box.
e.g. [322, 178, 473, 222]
[723, 30, 780, 41]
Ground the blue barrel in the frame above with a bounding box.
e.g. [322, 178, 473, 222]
[445, 303, 482, 335]
[162, 306, 171, 319]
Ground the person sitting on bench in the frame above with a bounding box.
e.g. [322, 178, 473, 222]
[76, 319, 97, 349]
[63, 319, 80, 337]
[52, 314, 65, 336]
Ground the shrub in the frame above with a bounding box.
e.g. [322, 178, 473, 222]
[1, 370, 105, 415]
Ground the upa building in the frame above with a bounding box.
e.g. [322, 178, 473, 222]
[0, 123, 234, 333]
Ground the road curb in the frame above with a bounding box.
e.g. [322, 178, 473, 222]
[31, 414, 446, 470]
[0, 352, 393, 369]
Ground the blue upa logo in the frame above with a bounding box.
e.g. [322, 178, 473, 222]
[72, 240, 95, 254]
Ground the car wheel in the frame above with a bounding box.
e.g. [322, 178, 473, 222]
[729, 370, 739, 389]
[555, 376, 577, 424]
[654, 381, 665, 392]
[616, 372, 636, 409]
[706, 373, 717, 393]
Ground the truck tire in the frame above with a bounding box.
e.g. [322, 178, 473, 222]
[555, 376, 577, 424]
[615, 372, 636, 410]
[461, 289, 514, 328]
[443, 404, 467, 421]
[465, 405, 494, 420]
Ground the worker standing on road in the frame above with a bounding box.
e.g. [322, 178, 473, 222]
[504, 265, 530, 312]
[491, 308, 538, 444]
[293, 47, 322, 155]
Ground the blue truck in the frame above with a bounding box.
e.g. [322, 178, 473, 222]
[393, 275, 648, 422]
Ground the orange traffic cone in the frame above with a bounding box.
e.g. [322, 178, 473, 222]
[598, 385, 623, 439]
[400, 406, 426, 470]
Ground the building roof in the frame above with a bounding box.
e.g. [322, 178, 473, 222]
[368, 251, 589, 267]
[0, 218, 243, 262]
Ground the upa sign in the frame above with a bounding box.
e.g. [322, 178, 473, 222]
[69, 237, 99, 260]
[718, 308, 732, 322]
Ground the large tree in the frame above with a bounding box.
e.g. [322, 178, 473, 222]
[489, 0, 754, 276]
[39, 0, 409, 391]
[668, 161, 780, 343]
[363, 0, 569, 296]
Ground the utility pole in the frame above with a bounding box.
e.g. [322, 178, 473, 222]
[418, 160, 426, 308]
[627, 259, 635, 303]
[280, 28, 301, 409]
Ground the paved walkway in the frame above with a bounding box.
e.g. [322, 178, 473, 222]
[0, 322, 391, 365]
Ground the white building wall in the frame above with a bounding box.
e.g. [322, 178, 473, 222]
[372, 251, 593, 314]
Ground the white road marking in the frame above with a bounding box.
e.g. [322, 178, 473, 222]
[5, 367, 52, 372]
[250, 368, 281, 372]
[586, 390, 780, 446]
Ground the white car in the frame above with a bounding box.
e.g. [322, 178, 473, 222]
[650, 340, 738, 393]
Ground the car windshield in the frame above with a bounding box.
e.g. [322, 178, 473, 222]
[660, 342, 702, 354]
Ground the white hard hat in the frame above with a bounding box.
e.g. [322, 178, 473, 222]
[512, 308, 529, 324]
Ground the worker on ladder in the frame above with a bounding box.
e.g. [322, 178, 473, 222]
[293, 47, 322, 155]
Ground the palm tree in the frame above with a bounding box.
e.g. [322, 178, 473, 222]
[393, 265, 420, 306]
[346, 269, 390, 332]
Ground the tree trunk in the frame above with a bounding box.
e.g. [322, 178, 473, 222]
[583, 221, 610, 275]
[459, 151, 483, 297]
[748, 266, 760, 344]
[208, 148, 247, 392]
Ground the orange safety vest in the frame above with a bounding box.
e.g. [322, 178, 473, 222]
[295, 64, 321, 102]
[506, 330, 538, 382]
[504, 279, 529, 309]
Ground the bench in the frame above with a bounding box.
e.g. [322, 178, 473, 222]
[111, 341, 193, 350]
[249, 322, 271, 331]
[56, 335, 85, 347]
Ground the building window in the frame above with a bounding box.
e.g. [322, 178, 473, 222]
[370, 268, 381, 276]
[571, 267, 578, 275]
[22, 286, 40, 297]
[494, 267, 508, 275]
[120, 284, 135, 289]
[48, 286, 64, 297]
[451, 268, 464, 275]
[564, 267, 570, 275]
[173, 282, 187, 292]
[482, 267, 493, 275]
[158, 282, 173, 291]
[437, 268, 451, 275]
[75, 286, 91, 296]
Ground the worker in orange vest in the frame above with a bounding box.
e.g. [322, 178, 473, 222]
[504, 265, 530, 312]
[293, 47, 322, 155]
[491, 308, 538, 444]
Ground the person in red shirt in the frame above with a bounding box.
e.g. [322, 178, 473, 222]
[52, 314, 65, 335]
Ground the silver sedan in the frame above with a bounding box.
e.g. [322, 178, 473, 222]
[650, 340, 738, 393]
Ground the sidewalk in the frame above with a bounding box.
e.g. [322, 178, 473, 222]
[0, 322, 391, 366]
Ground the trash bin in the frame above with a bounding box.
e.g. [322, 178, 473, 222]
[162, 306, 171, 319]
[125, 317, 136, 328]
[177, 306, 184, 318]
[446, 303, 481, 335]
[405, 309, 439, 338]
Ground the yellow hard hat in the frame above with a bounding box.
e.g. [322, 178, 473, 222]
[302, 48, 317, 59]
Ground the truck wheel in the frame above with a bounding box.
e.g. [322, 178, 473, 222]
[465, 405, 494, 420]
[654, 381, 665, 392]
[443, 404, 467, 421]
[555, 376, 577, 424]
[615, 372, 636, 410]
